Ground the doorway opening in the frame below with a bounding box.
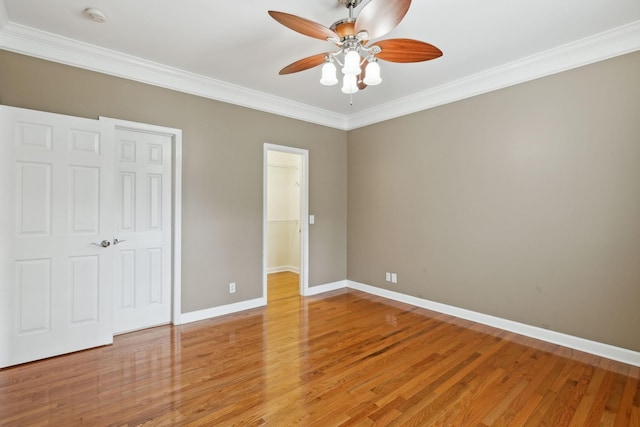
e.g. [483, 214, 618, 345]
[263, 144, 309, 301]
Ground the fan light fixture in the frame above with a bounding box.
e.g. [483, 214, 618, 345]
[324, 43, 382, 93]
[269, 0, 443, 98]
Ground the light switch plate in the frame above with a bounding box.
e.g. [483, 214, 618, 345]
[309, 215, 315, 224]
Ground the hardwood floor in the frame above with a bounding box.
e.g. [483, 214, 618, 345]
[1, 271, 638, 426]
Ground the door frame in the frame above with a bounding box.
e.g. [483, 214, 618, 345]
[100, 117, 183, 326]
[263, 143, 309, 297]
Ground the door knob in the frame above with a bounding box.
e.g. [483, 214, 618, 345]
[113, 238, 126, 245]
[91, 240, 111, 248]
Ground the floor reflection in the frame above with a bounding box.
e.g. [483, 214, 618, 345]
[1, 271, 637, 425]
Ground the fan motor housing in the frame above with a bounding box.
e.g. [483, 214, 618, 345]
[331, 18, 356, 38]
[331, 18, 368, 45]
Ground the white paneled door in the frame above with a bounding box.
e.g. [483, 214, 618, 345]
[0, 108, 176, 368]
[113, 128, 172, 334]
[0, 106, 115, 368]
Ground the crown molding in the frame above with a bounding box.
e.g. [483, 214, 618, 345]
[346, 20, 640, 130]
[0, 2, 638, 131]
[0, 1, 7, 28]
[0, 18, 348, 130]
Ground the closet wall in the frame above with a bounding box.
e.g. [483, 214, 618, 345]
[267, 151, 301, 273]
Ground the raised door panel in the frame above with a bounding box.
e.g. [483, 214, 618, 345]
[69, 255, 100, 324]
[120, 172, 136, 232]
[69, 129, 101, 155]
[148, 248, 163, 304]
[16, 121, 53, 150]
[116, 249, 136, 310]
[15, 259, 52, 334]
[16, 162, 52, 236]
[147, 174, 163, 231]
[68, 166, 100, 234]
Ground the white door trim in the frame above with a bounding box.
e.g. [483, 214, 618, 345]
[263, 143, 309, 297]
[100, 117, 183, 326]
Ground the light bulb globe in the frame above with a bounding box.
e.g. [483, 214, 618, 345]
[320, 62, 338, 86]
[341, 74, 358, 94]
[341, 50, 361, 76]
[363, 61, 382, 86]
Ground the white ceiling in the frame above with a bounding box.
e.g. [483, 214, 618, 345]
[1, 0, 639, 129]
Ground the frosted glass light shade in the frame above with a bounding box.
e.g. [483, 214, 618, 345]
[363, 61, 382, 85]
[341, 74, 358, 94]
[341, 50, 361, 76]
[320, 62, 338, 85]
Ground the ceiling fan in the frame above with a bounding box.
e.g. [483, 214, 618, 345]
[268, 0, 443, 95]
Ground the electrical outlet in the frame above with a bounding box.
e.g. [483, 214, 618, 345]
[229, 282, 236, 293]
[391, 273, 397, 284]
[385, 272, 391, 282]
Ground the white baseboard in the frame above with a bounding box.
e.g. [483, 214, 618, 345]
[347, 280, 640, 367]
[267, 265, 300, 274]
[304, 279, 347, 296]
[176, 278, 344, 324]
[178, 297, 266, 325]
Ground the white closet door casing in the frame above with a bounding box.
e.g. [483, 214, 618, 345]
[113, 128, 172, 334]
[0, 105, 114, 368]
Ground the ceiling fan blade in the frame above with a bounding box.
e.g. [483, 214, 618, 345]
[354, 0, 411, 40]
[279, 53, 330, 75]
[269, 11, 339, 41]
[372, 38, 443, 63]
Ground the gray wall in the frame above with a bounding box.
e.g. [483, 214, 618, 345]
[348, 51, 640, 352]
[0, 50, 347, 314]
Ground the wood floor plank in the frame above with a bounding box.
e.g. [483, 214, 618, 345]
[615, 372, 639, 426]
[0, 271, 638, 426]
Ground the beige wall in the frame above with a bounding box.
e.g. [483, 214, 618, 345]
[348, 51, 640, 352]
[0, 50, 347, 313]
[2, 48, 639, 352]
